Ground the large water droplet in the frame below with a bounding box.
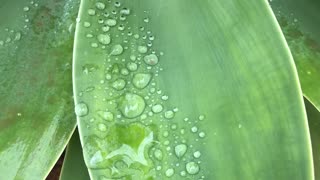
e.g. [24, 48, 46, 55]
[132, 73, 152, 89]
[186, 162, 200, 175]
[75, 102, 89, 117]
[119, 93, 146, 118]
[144, 54, 159, 66]
[165, 168, 174, 177]
[152, 104, 163, 113]
[97, 34, 111, 45]
[175, 144, 187, 158]
[110, 44, 123, 55]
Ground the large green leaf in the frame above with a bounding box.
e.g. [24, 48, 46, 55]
[305, 99, 320, 179]
[271, 0, 320, 111]
[60, 129, 90, 180]
[0, 0, 79, 179]
[73, 0, 313, 179]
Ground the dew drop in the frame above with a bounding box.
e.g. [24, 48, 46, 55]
[199, 115, 205, 121]
[120, 68, 129, 76]
[96, 2, 106, 10]
[154, 149, 163, 160]
[97, 111, 114, 121]
[138, 45, 148, 54]
[110, 44, 123, 55]
[119, 93, 146, 118]
[144, 54, 159, 66]
[165, 168, 174, 177]
[126, 62, 138, 71]
[164, 110, 174, 119]
[191, 126, 198, 133]
[98, 123, 107, 131]
[75, 102, 89, 117]
[193, 151, 201, 158]
[23, 6, 30, 12]
[112, 78, 126, 90]
[120, 8, 130, 15]
[83, 21, 91, 27]
[186, 162, 200, 175]
[132, 73, 152, 89]
[97, 34, 111, 45]
[105, 19, 117, 26]
[87, 9, 96, 15]
[199, 132, 206, 138]
[152, 104, 163, 113]
[174, 144, 187, 158]
[143, 17, 149, 23]
[180, 171, 186, 176]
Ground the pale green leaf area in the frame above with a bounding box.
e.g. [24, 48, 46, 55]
[271, 0, 320, 111]
[73, 0, 313, 179]
[305, 99, 320, 180]
[60, 129, 90, 180]
[0, 0, 79, 179]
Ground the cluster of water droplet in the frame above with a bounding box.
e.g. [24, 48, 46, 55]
[74, 1, 207, 179]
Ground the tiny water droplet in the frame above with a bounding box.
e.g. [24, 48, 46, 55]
[23, 6, 30, 12]
[87, 9, 96, 15]
[120, 68, 129, 76]
[191, 126, 198, 133]
[105, 19, 117, 26]
[180, 171, 186, 176]
[114, 1, 121, 7]
[97, 111, 114, 121]
[143, 17, 149, 23]
[75, 102, 89, 117]
[199, 132, 206, 138]
[199, 115, 205, 121]
[138, 45, 148, 54]
[83, 21, 91, 27]
[186, 162, 200, 175]
[126, 62, 138, 71]
[132, 73, 152, 89]
[175, 144, 187, 158]
[91, 42, 98, 48]
[154, 149, 163, 160]
[120, 8, 130, 15]
[98, 123, 107, 131]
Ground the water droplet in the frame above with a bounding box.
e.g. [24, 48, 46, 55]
[163, 131, 169, 137]
[186, 162, 200, 175]
[152, 104, 163, 113]
[75, 102, 89, 117]
[83, 21, 91, 27]
[97, 111, 114, 121]
[105, 19, 117, 26]
[154, 149, 163, 160]
[138, 45, 148, 54]
[144, 54, 159, 66]
[199, 115, 205, 121]
[164, 110, 174, 119]
[193, 151, 201, 158]
[143, 17, 149, 23]
[91, 42, 98, 48]
[191, 126, 198, 133]
[199, 132, 206, 138]
[126, 62, 138, 71]
[120, 68, 129, 76]
[87, 9, 96, 15]
[105, 73, 112, 80]
[96, 2, 106, 10]
[110, 44, 123, 55]
[98, 123, 107, 131]
[102, 26, 110, 32]
[112, 78, 126, 90]
[132, 73, 152, 89]
[23, 6, 30, 12]
[119, 93, 146, 118]
[175, 144, 187, 158]
[120, 8, 130, 15]
[14, 32, 21, 41]
[165, 168, 174, 177]
[97, 34, 111, 45]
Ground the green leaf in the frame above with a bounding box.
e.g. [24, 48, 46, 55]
[271, 0, 320, 111]
[73, 0, 313, 179]
[60, 129, 90, 180]
[305, 99, 320, 180]
[0, 0, 79, 179]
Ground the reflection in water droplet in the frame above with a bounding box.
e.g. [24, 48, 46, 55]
[75, 102, 89, 117]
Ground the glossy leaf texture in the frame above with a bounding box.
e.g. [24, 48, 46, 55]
[271, 0, 320, 111]
[60, 129, 90, 180]
[0, 0, 79, 179]
[305, 99, 320, 180]
[73, 0, 313, 179]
